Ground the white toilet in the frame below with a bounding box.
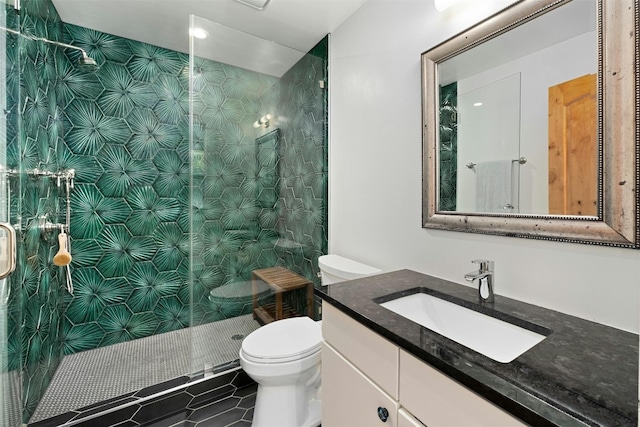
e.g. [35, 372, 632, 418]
[239, 254, 381, 427]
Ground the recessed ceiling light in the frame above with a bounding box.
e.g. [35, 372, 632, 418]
[189, 27, 208, 39]
[235, 0, 271, 11]
[473, 102, 483, 107]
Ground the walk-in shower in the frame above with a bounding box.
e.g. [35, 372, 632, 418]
[0, 0, 327, 424]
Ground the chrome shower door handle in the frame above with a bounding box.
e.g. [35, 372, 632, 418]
[0, 222, 16, 280]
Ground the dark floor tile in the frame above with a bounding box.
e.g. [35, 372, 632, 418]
[189, 384, 236, 409]
[230, 371, 254, 389]
[136, 376, 190, 398]
[236, 393, 256, 410]
[167, 422, 196, 427]
[34, 370, 256, 427]
[133, 392, 192, 424]
[186, 372, 237, 396]
[77, 391, 137, 412]
[194, 408, 246, 427]
[141, 410, 190, 427]
[75, 397, 139, 420]
[72, 404, 140, 427]
[242, 408, 254, 421]
[233, 384, 257, 398]
[188, 397, 241, 423]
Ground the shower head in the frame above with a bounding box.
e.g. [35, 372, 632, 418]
[0, 26, 99, 72]
[77, 53, 98, 72]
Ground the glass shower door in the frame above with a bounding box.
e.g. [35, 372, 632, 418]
[189, 15, 328, 375]
[0, 1, 21, 425]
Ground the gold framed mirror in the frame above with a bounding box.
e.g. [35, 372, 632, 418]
[422, 0, 639, 248]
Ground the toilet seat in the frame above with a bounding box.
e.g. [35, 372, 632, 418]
[241, 317, 321, 364]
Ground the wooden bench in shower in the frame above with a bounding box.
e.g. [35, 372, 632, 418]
[251, 266, 314, 324]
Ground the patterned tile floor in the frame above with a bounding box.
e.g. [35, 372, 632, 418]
[28, 368, 257, 427]
[31, 315, 260, 423]
[143, 383, 257, 427]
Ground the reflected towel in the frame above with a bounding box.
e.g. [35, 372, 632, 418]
[476, 160, 512, 213]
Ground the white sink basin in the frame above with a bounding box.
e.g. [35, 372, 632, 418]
[380, 292, 548, 363]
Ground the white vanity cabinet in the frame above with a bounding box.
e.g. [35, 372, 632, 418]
[322, 302, 399, 426]
[398, 408, 426, 427]
[322, 343, 399, 426]
[400, 350, 527, 427]
[321, 302, 528, 427]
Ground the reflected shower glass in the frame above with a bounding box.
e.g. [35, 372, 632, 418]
[446, 73, 522, 213]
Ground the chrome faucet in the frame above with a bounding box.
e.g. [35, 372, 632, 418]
[464, 259, 494, 304]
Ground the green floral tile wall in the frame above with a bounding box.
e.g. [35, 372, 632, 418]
[8, 0, 68, 420]
[9, 0, 327, 421]
[58, 23, 191, 356]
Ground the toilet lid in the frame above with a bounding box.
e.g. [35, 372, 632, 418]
[242, 317, 321, 363]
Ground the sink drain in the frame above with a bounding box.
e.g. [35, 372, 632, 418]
[231, 334, 245, 340]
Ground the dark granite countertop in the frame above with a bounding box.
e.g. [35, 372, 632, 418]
[316, 269, 638, 427]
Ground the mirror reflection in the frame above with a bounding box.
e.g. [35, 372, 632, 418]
[437, 0, 597, 216]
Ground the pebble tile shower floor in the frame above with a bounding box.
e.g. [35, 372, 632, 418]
[30, 315, 260, 423]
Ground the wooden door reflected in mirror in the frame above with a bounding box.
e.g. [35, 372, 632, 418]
[548, 73, 597, 216]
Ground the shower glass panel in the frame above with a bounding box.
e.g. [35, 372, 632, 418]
[0, 2, 20, 426]
[13, 0, 199, 421]
[189, 15, 328, 374]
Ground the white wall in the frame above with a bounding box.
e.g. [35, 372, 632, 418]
[329, 0, 640, 333]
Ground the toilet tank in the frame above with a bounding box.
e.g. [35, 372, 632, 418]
[318, 254, 381, 285]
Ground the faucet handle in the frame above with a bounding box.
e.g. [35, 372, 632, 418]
[471, 259, 494, 272]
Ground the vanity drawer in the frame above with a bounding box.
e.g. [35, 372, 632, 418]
[322, 302, 399, 398]
[322, 342, 399, 427]
[399, 350, 527, 427]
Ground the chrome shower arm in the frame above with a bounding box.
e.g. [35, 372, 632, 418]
[1, 26, 92, 60]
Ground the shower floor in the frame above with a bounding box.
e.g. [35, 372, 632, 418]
[30, 314, 261, 423]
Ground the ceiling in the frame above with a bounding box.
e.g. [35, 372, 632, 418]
[51, 0, 367, 75]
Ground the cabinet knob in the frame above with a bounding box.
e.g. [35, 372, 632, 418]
[377, 406, 389, 422]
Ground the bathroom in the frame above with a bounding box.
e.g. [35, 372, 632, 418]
[0, 0, 638, 425]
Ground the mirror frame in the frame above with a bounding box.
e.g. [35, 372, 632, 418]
[422, 0, 639, 248]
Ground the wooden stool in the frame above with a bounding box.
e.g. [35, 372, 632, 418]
[252, 266, 314, 324]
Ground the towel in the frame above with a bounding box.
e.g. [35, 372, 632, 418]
[475, 160, 513, 213]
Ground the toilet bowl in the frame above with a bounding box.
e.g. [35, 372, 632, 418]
[240, 317, 322, 427]
[239, 255, 381, 427]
